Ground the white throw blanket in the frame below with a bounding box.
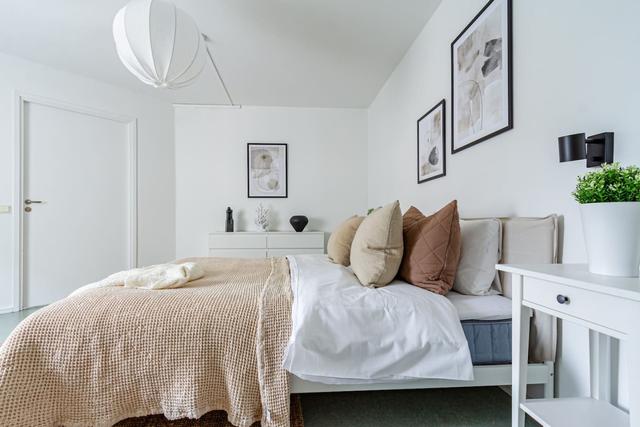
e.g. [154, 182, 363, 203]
[71, 262, 204, 296]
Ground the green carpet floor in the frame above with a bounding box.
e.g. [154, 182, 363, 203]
[300, 386, 540, 427]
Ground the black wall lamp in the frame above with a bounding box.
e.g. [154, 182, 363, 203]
[558, 132, 614, 167]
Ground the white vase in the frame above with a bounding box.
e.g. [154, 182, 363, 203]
[580, 202, 640, 277]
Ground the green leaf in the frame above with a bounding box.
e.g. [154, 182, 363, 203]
[572, 163, 640, 203]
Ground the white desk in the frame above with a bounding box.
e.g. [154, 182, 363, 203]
[498, 264, 640, 427]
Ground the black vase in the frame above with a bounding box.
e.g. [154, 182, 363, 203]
[289, 215, 308, 232]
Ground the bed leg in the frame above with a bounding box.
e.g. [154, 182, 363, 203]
[543, 361, 555, 399]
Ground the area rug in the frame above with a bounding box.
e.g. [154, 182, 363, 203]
[114, 395, 304, 427]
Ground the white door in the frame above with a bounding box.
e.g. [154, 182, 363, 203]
[22, 100, 134, 308]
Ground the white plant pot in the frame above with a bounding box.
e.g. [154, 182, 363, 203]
[580, 202, 640, 277]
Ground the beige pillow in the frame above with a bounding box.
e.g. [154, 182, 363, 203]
[350, 201, 404, 287]
[327, 215, 365, 266]
[499, 215, 558, 298]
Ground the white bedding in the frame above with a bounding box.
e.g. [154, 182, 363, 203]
[283, 255, 473, 384]
[446, 291, 512, 321]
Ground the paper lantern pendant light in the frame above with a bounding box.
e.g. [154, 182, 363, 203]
[113, 0, 207, 89]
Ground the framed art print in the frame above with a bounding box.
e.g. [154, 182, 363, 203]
[247, 143, 288, 198]
[417, 99, 446, 184]
[451, 0, 512, 154]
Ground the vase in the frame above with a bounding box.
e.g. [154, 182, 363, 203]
[225, 207, 234, 232]
[255, 203, 269, 232]
[289, 215, 308, 232]
[580, 202, 640, 276]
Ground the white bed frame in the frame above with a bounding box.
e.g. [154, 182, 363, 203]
[290, 362, 554, 398]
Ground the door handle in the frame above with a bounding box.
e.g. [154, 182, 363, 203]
[24, 199, 44, 205]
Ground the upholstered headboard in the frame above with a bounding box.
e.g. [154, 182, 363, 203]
[499, 215, 559, 297]
[498, 214, 559, 363]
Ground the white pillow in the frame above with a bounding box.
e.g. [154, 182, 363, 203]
[453, 218, 502, 295]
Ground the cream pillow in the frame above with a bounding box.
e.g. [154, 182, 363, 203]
[453, 219, 502, 295]
[350, 201, 404, 287]
[500, 215, 558, 298]
[327, 215, 365, 266]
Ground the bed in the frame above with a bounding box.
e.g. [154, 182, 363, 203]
[0, 257, 294, 427]
[0, 215, 558, 427]
[288, 215, 559, 397]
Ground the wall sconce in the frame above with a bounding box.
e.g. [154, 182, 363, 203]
[558, 132, 614, 167]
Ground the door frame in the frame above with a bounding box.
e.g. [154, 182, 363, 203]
[12, 92, 138, 311]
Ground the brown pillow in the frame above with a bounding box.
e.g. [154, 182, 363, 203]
[350, 201, 404, 287]
[327, 215, 365, 266]
[398, 201, 461, 295]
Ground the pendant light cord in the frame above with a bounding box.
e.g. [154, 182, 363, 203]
[203, 35, 235, 106]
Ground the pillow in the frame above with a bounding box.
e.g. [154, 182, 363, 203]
[398, 201, 461, 295]
[350, 201, 404, 287]
[327, 215, 365, 266]
[453, 219, 502, 295]
[499, 215, 558, 298]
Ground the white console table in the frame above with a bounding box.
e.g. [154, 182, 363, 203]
[208, 231, 325, 258]
[498, 264, 640, 427]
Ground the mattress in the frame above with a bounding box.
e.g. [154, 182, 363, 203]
[446, 291, 512, 321]
[446, 292, 513, 365]
[292, 320, 513, 384]
[292, 319, 514, 384]
[462, 319, 512, 365]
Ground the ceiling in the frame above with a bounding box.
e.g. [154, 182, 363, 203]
[0, 0, 441, 107]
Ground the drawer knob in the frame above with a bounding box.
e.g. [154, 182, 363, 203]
[556, 294, 569, 304]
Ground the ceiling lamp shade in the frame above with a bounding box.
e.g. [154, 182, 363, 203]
[113, 0, 206, 89]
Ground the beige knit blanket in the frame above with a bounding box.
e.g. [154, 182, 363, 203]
[0, 257, 292, 427]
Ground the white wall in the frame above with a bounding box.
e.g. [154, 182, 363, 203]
[367, 0, 640, 407]
[0, 52, 176, 312]
[174, 106, 367, 258]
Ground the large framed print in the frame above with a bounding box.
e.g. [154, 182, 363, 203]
[247, 143, 288, 198]
[451, 0, 512, 154]
[417, 99, 446, 184]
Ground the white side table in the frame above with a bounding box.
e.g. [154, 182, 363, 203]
[497, 263, 640, 427]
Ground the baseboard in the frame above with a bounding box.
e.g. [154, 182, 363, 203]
[0, 306, 17, 314]
[499, 385, 512, 396]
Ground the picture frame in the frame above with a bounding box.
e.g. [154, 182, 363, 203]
[451, 0, 513, 154]
[247, 143, 288, 198]
[417, 99, 446, 184]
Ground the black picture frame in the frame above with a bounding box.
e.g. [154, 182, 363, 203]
[247, 143, 288, 198]
[451, 0, 513, 154]
[417, 99, 446, 184]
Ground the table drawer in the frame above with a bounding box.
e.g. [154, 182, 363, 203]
[523, 277, 632, 335]
[268, 248, 324, 257]
[267, 233, 324, 249]
[208, 249, 267, 258]
[209, 234, 267, 249]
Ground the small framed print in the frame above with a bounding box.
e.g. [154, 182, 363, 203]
[417, 99, 446, 184]
[247, 143, 288, 198]
[451, 0, 513, 153]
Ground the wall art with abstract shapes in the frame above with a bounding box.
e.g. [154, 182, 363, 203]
[451, 0, 512, 153]
[417, 99, 446, 183]
[247, 143, 288, 198]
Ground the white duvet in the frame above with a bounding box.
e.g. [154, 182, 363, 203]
[283, 255, 473, 384]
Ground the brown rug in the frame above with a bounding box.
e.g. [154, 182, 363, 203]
[114, 395, 304, 427]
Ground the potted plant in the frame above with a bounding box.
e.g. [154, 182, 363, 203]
[573, 163, 640, 276]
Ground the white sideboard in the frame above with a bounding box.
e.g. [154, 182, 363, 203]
[497, 263, 640, 427]
[208, 231, 325, 258]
